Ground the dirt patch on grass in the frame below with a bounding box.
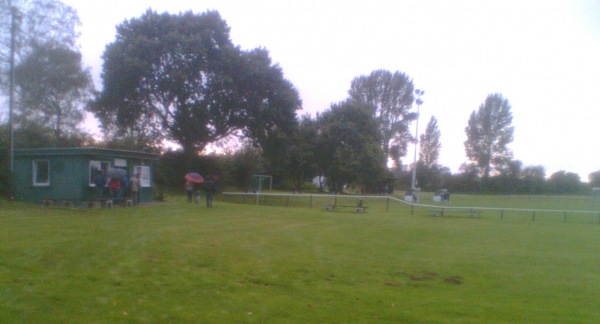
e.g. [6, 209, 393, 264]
[408, 271, 438, 281]
[443, 276, 464, 284]
[394, 271, 465, 286]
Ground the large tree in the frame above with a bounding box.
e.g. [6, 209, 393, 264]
[547, 170, 582, 194]
[316, 100, 385, 193]
[417, 116, 442, 190]
[15, 43, 93, 142]
[91, 9, 300, 164]
[490, 159, 523, 193]
[0, 0, 80, 92]
[348, 69, 416, 167]
[419, 116, 441, 169]
[464, 93, 514, 180]
[224, 141, 266, 191]
[521, 165, 546, 194]
[589, 170, 600, 188]
[280, 114, 318, 192]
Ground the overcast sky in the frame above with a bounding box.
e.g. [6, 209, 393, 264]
[62, 0, 600, 180]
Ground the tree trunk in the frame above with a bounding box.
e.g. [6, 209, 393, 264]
[182, 144, 196, 172]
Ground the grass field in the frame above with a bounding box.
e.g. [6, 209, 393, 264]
[1, 195, 599, 322]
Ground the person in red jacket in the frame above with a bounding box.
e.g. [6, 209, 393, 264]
[108, 177, 121, 203]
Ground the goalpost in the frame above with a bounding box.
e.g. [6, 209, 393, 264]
[251, 175, 272, 193]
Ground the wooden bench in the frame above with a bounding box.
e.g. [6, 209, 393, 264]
[430, 208, 481, 217]
[120, 198, 134, 207]
[354, 206, 367, 213]
[85, 199, 110, 208]
[60, 200, 76, 208]
[324, 204, 335, 211]
[323, 204, 368, 213]
[85, 198, 132, 208]
[43, 198, 133, 208]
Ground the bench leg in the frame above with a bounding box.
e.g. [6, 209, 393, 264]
[88, 201, 101, 208]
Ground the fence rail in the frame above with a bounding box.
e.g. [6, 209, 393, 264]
[221, 192, 600, 224]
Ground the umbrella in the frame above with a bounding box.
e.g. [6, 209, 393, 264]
[107, 168, 127, 179]
[185, 172, 204, 184]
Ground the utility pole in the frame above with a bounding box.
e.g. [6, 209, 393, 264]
[8, 2, 17, 173]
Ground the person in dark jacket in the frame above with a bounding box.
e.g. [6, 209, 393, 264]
[185, 181, 194, 203]
[204, 179, 216, 208]
[94, 170, 106, 198]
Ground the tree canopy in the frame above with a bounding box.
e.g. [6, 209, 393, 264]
[547, 170, 582, 194]
[348, 69, 416, 167]
[417, 116, 443, 190]
[0, 0, 91, 151]
[0, 0, 80, 92]
[91, 9, 300, 160]
[15, 43, 93, 142]
[280, 114, 318, 192]
[316, 100, 385, 192]
[520, 165, 546, 194]
[464, 93, 514, 180]
[589, 170, 600, 188]
[419, 116, 441, 169]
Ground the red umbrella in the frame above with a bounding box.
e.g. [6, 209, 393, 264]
[185, 172, 204, 184]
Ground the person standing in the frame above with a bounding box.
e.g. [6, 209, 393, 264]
[204, 179, 216, 208]
[108, 177, 122, 203]
[193, 183, 201, 204]
[120, 174, 129, 200]
[130, 173, 140, 205]
[185, 181, 194, 203]
[94, 170, 106, 198]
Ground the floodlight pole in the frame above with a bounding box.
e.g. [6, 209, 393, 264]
[410, 89, 424, 190]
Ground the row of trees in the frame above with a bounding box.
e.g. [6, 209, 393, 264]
[418, 159, 593, 195]
[152, 145, 597, 198]
[0, 1, 597, 196]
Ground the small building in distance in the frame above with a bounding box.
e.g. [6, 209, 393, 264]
[13, 147, 160, 205]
